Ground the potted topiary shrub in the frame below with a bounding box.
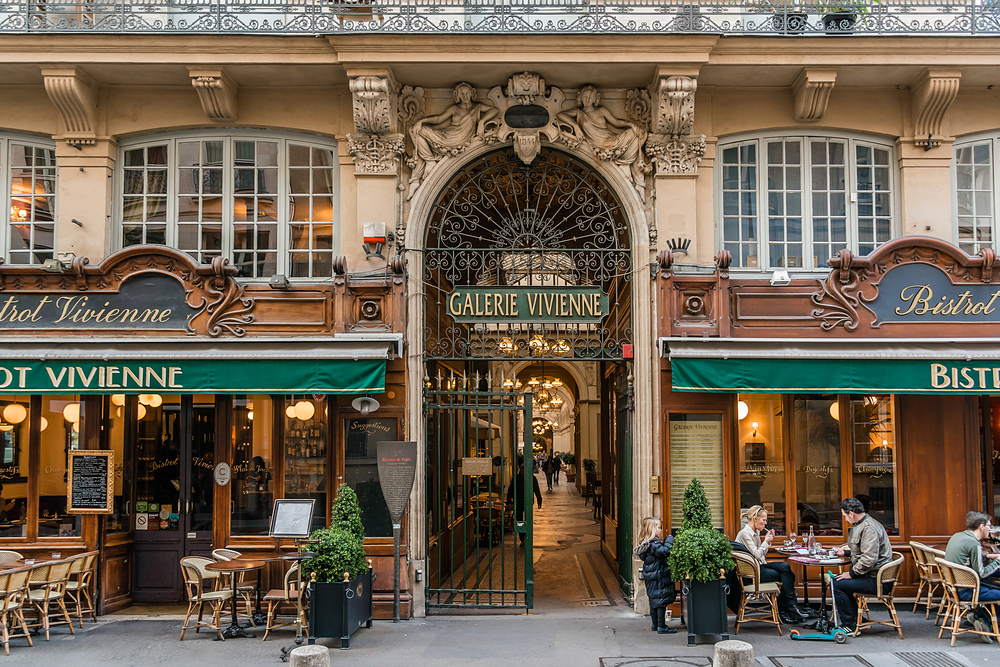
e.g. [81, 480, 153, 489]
[668, 478, 734, 646]
[560, 452, 577, 483]
[301, 485, 374, 649]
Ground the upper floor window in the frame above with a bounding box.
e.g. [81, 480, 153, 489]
[718, 134, 895, 271]
[118, 133, 338, 279]
[954, 138, 996, 255]
[2, 137, 56, 265]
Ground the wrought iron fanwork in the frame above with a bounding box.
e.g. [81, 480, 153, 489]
[423, 148, 633, 362]
[3, 1, 1000, 36]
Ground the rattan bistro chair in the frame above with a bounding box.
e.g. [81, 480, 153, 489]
[910, 542, 947, 623]
[935, 557, 1000, 646]
[211, 549, 255, 623]
[179, 557, 232, 641]
[24, 561, 75, 641]
[64, 551, 98, 628]
[0, 567, 32, 655]
[261, 562, 306, 641]
[0, 553, 21, 566]
[852, 553, 905, 638]
[732, 550, 783, 635]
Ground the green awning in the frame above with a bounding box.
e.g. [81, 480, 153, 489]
[0, 336, 395, 394]
[662, 337, 1000, 394]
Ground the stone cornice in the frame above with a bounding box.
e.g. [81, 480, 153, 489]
[792, 68, 838, 122]
[910, 68, 962, 149]
[40, 66, 97, 144]
[188, 68, 238, 122]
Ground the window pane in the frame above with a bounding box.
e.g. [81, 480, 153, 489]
[955, 142, 994, 253]
[134, 396, 182, 534]
[344, 417, 396, 537]
[284, 396, 327, 532]
[0, 396, 30, 538]
[231, 395, 274, 535]
[9, 143, 57, 265]
[106, 394, 130, 533]
[850, 395, 898, 536]
[669, 413, 724, 530]
[738, 394, 786, 535]
[793, 395, 842, 537]
[38, 396, 84, 538]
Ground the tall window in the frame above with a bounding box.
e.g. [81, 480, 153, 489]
[954, 139, 995, 254]
[720, 134, 895, 270]
[3, 138, 56, 265]
[119, 133, 337, 279]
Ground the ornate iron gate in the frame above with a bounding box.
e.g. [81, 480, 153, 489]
[425, 379, 533, 609]
[422, 147, 633, 610]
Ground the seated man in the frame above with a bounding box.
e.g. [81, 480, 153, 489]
[832, 497, 893, 632]
[944, 511, 1000, 640]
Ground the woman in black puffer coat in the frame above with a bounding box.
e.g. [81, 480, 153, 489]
[634, 517, 677, 634]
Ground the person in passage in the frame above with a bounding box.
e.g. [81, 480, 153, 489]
[832, 496, 893, 633]
[542, 453, 554, 491]
[551, 452, 561, 486]
[735, 505, 810, 624]
[505, 461, 542, 546]
[634, 516, 676, 634]
[944, 511, 1000, 641]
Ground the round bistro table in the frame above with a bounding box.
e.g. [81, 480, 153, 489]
[205, 559, 268, 640]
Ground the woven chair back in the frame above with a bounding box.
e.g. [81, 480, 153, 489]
[731, 551, 761, 591]
[212, 548, 241, 562]
[0, 550, 22, 565]
[876, 554, 905, 597]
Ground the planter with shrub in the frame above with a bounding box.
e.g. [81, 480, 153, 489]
[302, 485, 374, 649]
[668, 478, 734, 646]
[560, 452, 577, 483]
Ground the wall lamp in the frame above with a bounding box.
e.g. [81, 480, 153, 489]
[769, 270, 791, 286]
[351, 396, 380, 416]
[363, 222, 394, 261]
[268, 274, 290, 290]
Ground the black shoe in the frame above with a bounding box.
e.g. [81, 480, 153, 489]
[651, 625, 658, 632]
[797, 606, 820, 619]
[657, 626, 677, 634]
[785, 603, 808, 622]
[779, 610, 801, 625]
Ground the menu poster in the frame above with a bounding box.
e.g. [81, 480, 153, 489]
[376, 441, 417, 524]
[67, 450, 114, 514]
[269, 499, 316, 538]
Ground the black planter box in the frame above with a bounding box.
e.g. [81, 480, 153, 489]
[682, 578, 729, 646]
[307, 569, 374, 649]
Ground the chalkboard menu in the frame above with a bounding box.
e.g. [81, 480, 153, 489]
[67, 451, 114, 514]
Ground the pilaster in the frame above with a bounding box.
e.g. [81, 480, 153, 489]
[54, 140, 116, 262]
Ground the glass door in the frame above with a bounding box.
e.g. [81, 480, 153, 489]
[131, 395, 216, 603]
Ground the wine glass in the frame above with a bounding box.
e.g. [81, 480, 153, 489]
[789, 532, 797, 549]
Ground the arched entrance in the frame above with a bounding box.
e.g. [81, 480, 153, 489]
[418, 147, 635, 611]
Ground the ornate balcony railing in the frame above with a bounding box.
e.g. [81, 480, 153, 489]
[0, 0, 998, 36]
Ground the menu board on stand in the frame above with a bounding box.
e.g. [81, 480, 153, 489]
[67, 450, 115, 514]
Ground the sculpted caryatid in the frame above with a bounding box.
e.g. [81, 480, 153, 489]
[408, 82, 499, 188]
[556, 85, 649, 193]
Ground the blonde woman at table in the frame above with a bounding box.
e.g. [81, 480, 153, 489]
[736, 505, 811, 624]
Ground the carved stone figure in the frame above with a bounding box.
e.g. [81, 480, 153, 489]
[556, 85, 649, 195]
[407, 82, 499, 188]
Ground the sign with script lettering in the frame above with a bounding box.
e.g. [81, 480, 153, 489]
[376, 441, 417, 524]
[865, 262, 1000, 325]
[446, 286, 608, 323]
[0, 273, 196, 331]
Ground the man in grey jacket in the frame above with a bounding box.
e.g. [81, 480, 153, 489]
[832, 497, 893, 632]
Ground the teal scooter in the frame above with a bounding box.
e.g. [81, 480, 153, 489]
[789, 571, 850, 644]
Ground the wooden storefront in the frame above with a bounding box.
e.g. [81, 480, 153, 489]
[0, 245, 410, 618]
[656, 236, 998, 597]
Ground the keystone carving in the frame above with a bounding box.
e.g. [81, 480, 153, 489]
[911, 69, 961, 149]
[792, 68, 838, 122]
[188, 69, 238, 122]
[487, 74, 563, 166]
[349, 74, 406, 175]
[41, 67, 97, 145]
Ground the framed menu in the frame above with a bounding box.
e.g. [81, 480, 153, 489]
[269, 498, 316, 538]
[67, 450, 114, 514]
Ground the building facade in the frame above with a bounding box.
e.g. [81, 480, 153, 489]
[1, 2, 999, 615]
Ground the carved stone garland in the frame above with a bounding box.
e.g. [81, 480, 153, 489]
[644, 75, 706, 177]
[347, 74, 407, 175]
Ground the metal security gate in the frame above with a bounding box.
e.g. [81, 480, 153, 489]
[425, 378, 533, 609]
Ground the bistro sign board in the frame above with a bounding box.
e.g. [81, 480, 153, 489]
[864, 262, 1000, 325]
[446, 286, 608, 323]
[0, 273, 197, 331]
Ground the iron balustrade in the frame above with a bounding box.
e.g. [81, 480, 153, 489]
[1, 1, 1000, 35]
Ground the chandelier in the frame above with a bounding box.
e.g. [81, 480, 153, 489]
[501, 360, 564, 412]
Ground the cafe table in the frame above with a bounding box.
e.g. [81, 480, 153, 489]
[787, 553, 847, 633]
[205, 559, 268, 640]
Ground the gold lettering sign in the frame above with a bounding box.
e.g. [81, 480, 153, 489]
[867, 262, 1000, 324]
[446, 286, 608, 324]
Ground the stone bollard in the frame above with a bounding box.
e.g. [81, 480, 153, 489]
[289, 645, 330, 667]
[712, 639, 754, 667]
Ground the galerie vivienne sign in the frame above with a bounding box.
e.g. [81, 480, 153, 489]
[446, 286, 609, 323]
